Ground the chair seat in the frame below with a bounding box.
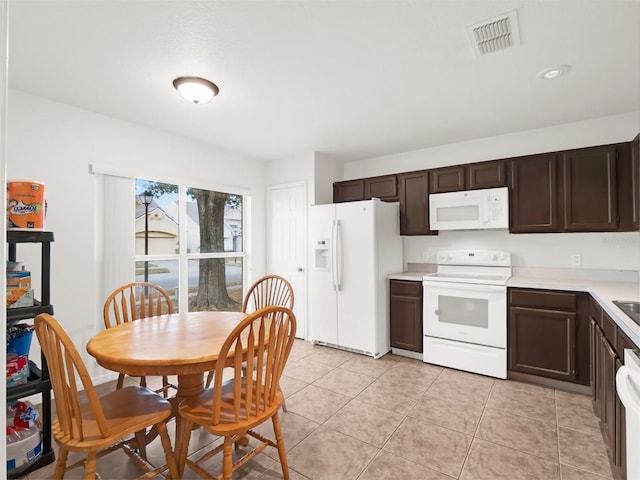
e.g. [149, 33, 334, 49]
[179, 380, 284, 436]
[52, 386, 173, 451]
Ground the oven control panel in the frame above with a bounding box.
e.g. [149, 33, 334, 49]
[436, 250, 510, 267]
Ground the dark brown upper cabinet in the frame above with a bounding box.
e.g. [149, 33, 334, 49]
[398, 170, 437, 236]
[563, 145, 618, 231]
[431, 160, 506, 193]
[467, 160, 506, 190]
[364, 174, 397, 201]
[510, 143, 635, 233]
[334, 138, 637, 234]
[334, 176, 397, 203]
[632, 133, 640, 229]
[333, 179, 364, 203]
[509, 153, 560, 233]
[430, 166, 465, 193]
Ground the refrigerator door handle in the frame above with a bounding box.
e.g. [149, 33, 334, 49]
[331, 219, 338, 291]
[335, 219, 342, 291]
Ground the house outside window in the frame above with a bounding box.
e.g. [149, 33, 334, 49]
[135, 179, 245, 312]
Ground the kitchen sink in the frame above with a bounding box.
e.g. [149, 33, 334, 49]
[613, 301, 640, 327]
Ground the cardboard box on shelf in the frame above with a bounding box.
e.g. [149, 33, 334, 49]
[7, 288, 34, 309]
[7, 271, 31, 289]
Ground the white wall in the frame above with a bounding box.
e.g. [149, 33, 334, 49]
[266, 151, 314, 206]
[314, 153, 343, 205]
[344, 112, 640, 178]
[407, 230, 640, 272]
[264, 151, 344, 206]
[342, 113, 640, 271]
[7, 90, 266, 379]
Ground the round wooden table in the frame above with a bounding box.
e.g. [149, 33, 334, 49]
[86, 310, 248, 467]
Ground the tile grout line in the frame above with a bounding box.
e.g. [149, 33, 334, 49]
[355, 366, 448, 479]
[290, 349, 406, 480]
[555, 387, 563, 479]
[456, 377, 497, 479]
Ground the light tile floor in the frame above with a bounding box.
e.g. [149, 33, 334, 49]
[22, 340, 613, 479]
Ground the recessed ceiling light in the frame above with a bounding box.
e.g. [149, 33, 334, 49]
[537, 65, 571, 80]
[172, 77, 219, 104]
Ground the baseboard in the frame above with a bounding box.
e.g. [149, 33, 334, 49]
[391, 347, 423, 361]
[507, 371, 591, 395]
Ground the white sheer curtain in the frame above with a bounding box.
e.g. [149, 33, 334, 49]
[100, 173, 136, 304]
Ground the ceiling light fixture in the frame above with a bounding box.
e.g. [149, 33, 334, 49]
[537, 65, 571, 80]
[172, 76, 219, 104]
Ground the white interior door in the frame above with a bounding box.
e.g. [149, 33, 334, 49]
[268, 183, 307, 338]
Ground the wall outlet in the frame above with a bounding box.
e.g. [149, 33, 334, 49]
[571, 254, 582, 267]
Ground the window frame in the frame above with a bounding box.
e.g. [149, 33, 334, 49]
[135, 183, 248, 312]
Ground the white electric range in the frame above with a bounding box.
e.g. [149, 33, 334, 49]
[422, 249, 511, 379]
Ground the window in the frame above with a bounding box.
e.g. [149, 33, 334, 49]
[135, 179, 245, 312]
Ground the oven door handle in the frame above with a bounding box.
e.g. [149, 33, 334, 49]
[616, 366, 640, 416]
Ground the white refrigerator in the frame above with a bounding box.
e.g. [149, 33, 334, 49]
[308, 199, 402, 358]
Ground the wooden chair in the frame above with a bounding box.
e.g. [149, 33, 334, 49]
[103, 282, 176, 398]
[242, 274, 294, 314]
[205, 274, 294, 411]
[34, 313, 179, 480]
[177, 306, 297, 480]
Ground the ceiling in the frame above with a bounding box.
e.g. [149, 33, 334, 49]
[7, 1, 640, 163]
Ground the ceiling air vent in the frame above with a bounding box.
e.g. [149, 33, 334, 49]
[466, 10, 520, 57]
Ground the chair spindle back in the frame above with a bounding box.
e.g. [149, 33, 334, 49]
[210, 306, 296, 425]
[103, 282, 173, 329]
[35, 313, 109, 441]
[242, 275, 294, 313]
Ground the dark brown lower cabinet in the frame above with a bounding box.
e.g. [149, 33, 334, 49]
[602, 335, 617, 449]
[390, 280, 423, 353]
[590, 300, 634, 480]
[508, 288, 589, 386]
[509, 306, 577, 381]
[590, 318, 602, 417]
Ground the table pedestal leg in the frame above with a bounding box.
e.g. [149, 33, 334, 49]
[174, 373, 205, 476]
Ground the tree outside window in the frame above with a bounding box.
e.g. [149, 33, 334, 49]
[135, 179, 244, 312]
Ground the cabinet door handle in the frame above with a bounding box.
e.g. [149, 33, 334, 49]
[434, 309, 440, 316]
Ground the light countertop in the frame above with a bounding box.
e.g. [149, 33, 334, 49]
[389, 271, 640, 347]
[388, 271, 432, 282]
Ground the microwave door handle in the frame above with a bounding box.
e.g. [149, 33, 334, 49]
[483, 195, 491, 224]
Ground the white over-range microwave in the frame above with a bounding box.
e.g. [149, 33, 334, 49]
[429, 186, 509, 231]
